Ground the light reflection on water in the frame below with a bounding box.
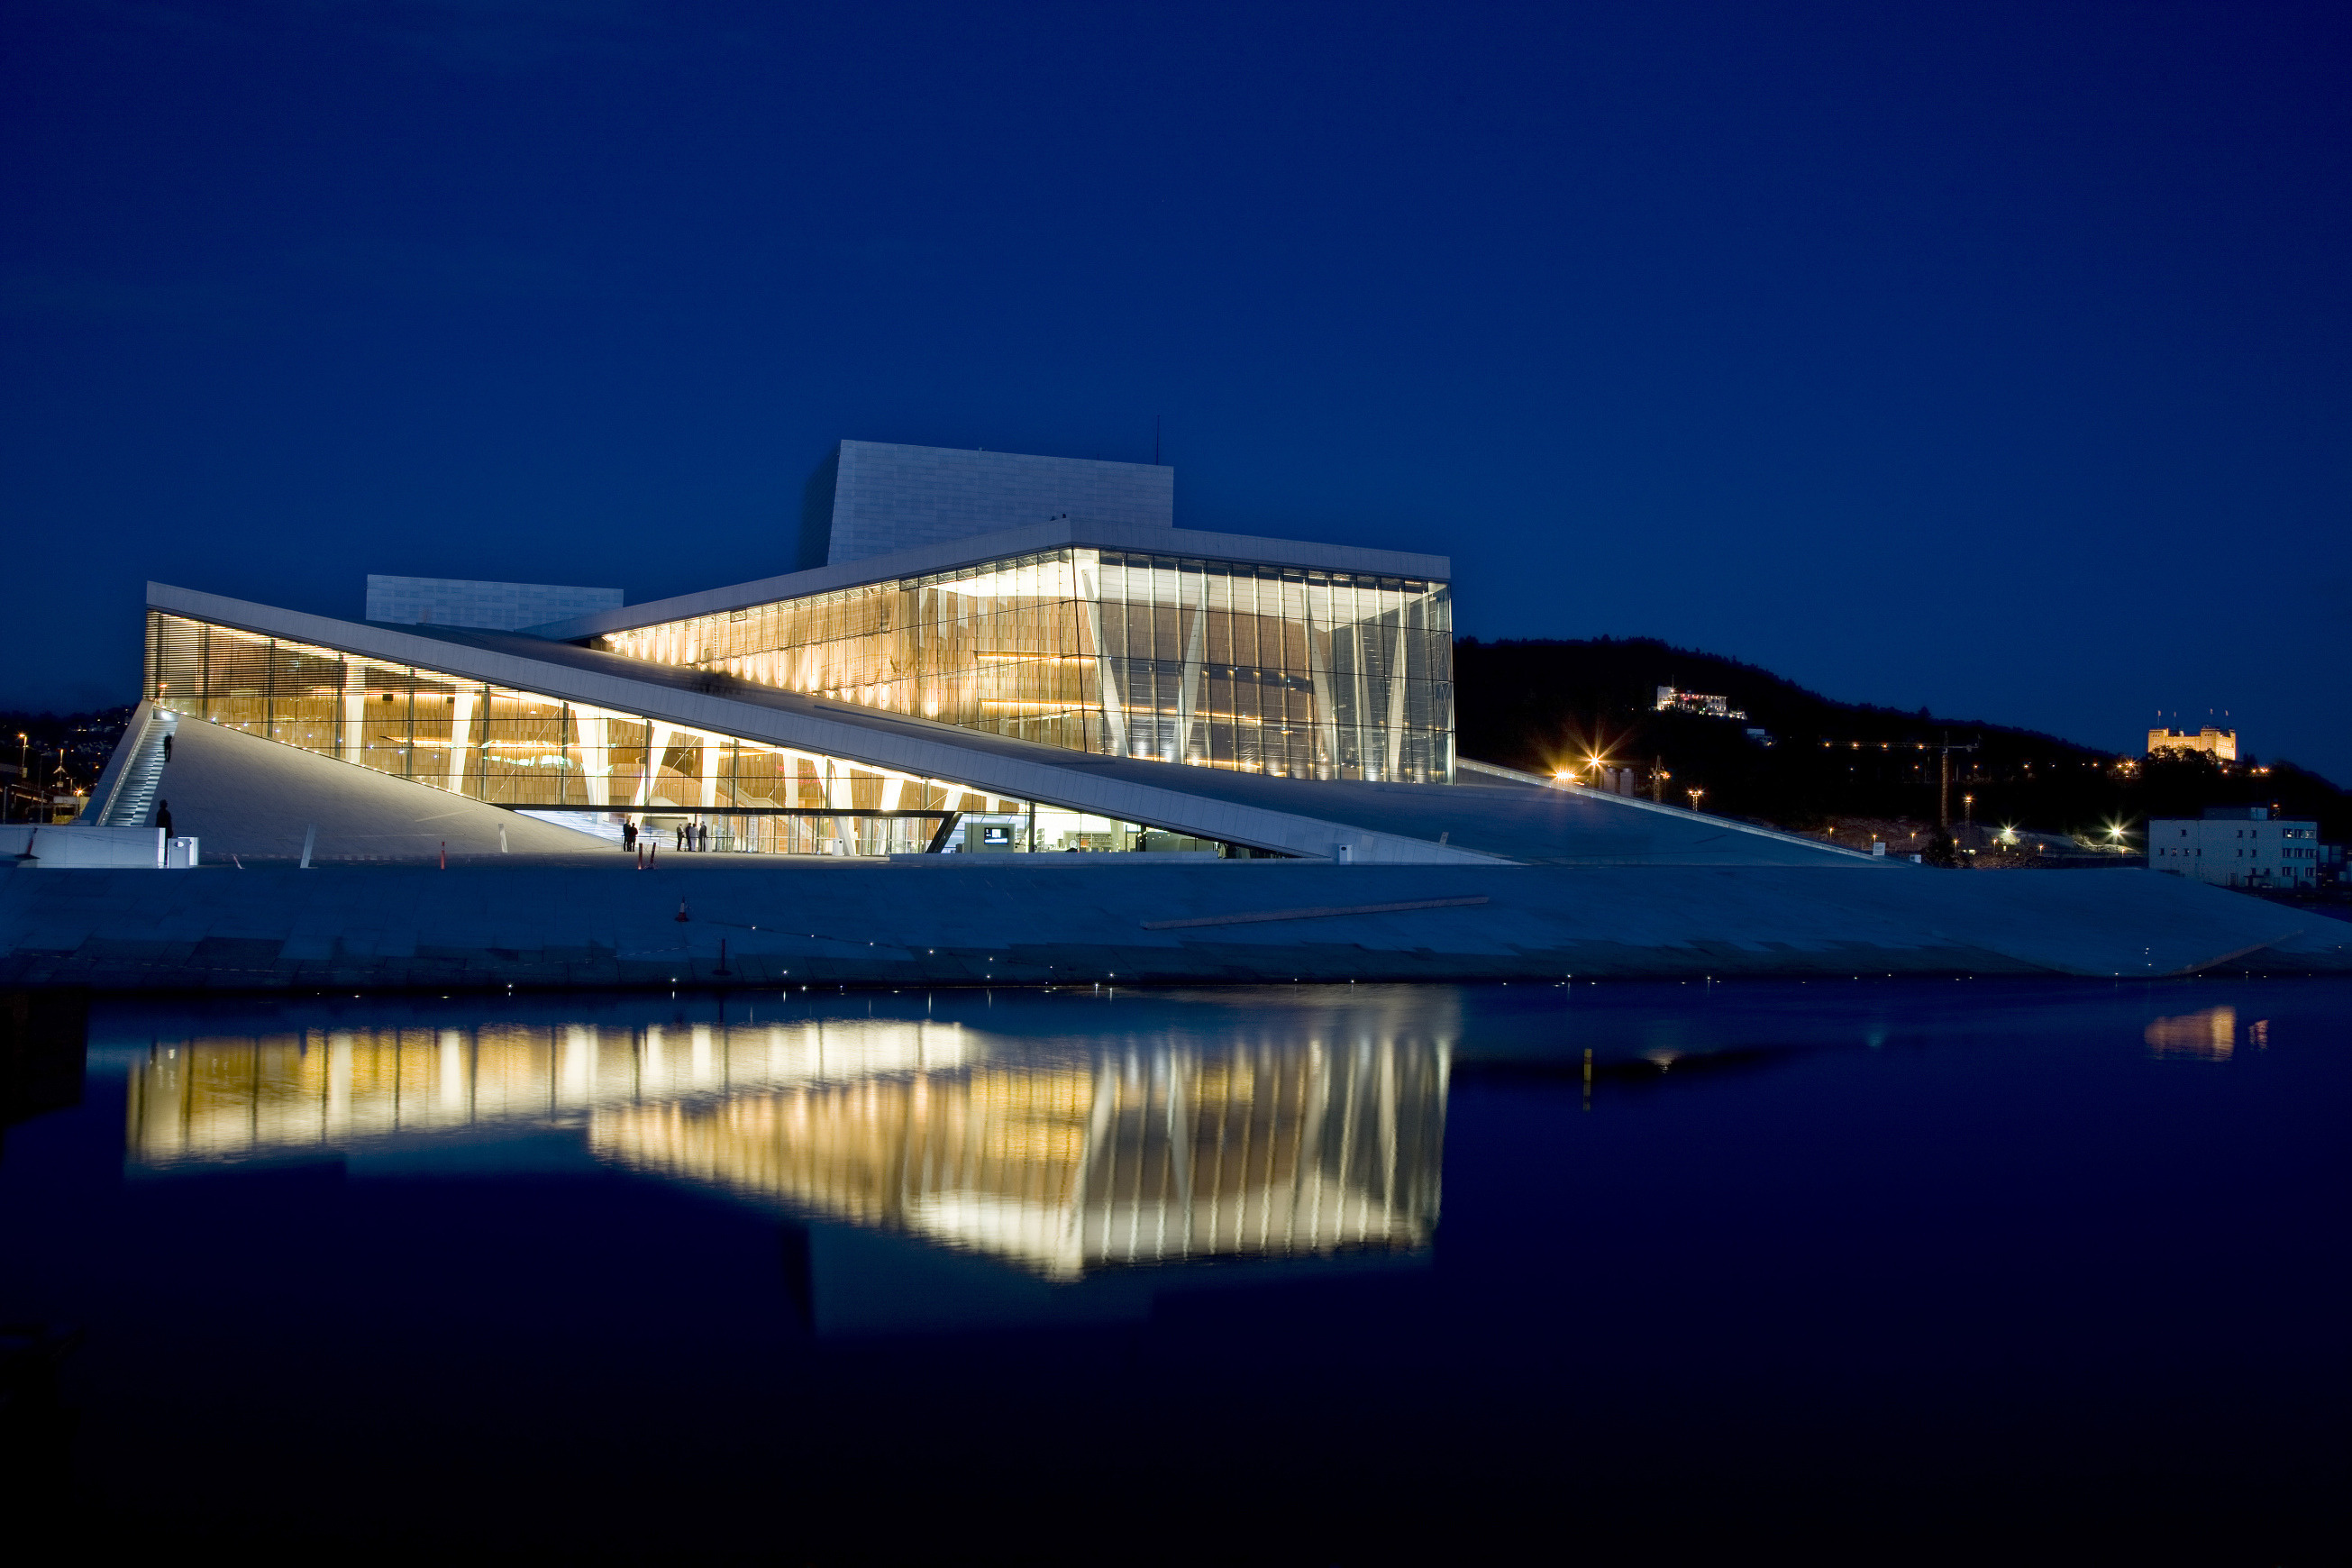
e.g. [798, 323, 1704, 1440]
[2142, 1004, 2269, 1060]
[118, 994, 1449, 1284]
[27, 978, 2349, 1554]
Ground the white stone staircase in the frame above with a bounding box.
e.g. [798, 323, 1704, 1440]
[96, 708, 176, 827]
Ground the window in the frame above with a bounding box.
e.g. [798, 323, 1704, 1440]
[588, 547, 1457, 782]
[141, 610, 1234, 860]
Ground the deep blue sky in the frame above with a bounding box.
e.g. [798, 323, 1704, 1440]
[5, 2, 2347, 779]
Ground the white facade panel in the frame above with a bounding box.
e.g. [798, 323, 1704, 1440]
[366, 575, 623, 632]
[823, 442, 1173, 565]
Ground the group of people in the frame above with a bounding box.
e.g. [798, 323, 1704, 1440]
[618, 819, 714, 852]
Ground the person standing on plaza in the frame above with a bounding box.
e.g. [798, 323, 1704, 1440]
[157, 799, 172, 836]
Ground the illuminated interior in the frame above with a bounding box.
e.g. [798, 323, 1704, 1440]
[142, 610, 1231, 855]
[124, 1017, 1445, 1278]
[594, 546, 1454, 782]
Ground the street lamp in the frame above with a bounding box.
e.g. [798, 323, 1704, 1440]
[1687, 788, 1705, 812]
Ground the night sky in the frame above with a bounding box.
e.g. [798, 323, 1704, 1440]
[5, 3, 2347, 781]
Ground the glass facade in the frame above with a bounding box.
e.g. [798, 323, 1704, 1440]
[142, 611, 1235, 857]
[594, 547, 1454, 783]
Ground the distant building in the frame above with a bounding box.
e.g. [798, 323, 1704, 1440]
[1655, 686, 1746, 721]
[2147, 725, 2237, 762]
[2147, 806, 2328, 890]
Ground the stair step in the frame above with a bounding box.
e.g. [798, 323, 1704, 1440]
[98, 710, 174, 827]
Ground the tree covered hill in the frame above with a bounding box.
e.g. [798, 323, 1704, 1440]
[1453, 637, 2347, 842]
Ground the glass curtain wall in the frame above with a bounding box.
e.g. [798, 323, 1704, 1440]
[141, 611, 1144, 856]
[595, 548, 1454, 782]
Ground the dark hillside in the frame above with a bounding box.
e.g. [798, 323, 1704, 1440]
[0, 705, 131, 820]
[1454, 638, 2347, 842]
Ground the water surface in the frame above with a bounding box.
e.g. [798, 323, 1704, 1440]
[5, 979, 2344, 1559]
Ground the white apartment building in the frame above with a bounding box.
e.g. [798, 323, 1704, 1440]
[2147, 806, 2323, 890]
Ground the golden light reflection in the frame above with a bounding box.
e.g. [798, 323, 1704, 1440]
[127, 1018, 975, 1164]
[125, 1016, 1445, 1280]
[2145, 1006, 2238, 1061]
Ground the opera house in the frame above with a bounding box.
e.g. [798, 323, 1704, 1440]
[5, 441, 2346, 985]
[136, 441, 1458, 861]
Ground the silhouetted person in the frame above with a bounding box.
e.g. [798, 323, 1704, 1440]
[161, 733, 172, 762]
[622, 821, 636, 851]
[156, 800, 172, 836]
[676, 824, 687, 852]
[697, 822, 708, 852]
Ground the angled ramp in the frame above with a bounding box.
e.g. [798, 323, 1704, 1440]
[130, 718, 619, 863]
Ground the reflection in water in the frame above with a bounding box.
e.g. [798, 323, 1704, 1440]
[2145, 1007, 2240, 1061]
[599, 1044, 1439, 1276]
[125, 1007, 1445, 1280]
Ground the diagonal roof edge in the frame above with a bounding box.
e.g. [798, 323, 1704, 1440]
[1454, 758, 1882, 862]
[519, 518, 1452, 642]
[145, 582, 1506, 866]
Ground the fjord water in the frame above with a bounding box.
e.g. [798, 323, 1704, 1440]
[4, 980, 2343, 1559]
